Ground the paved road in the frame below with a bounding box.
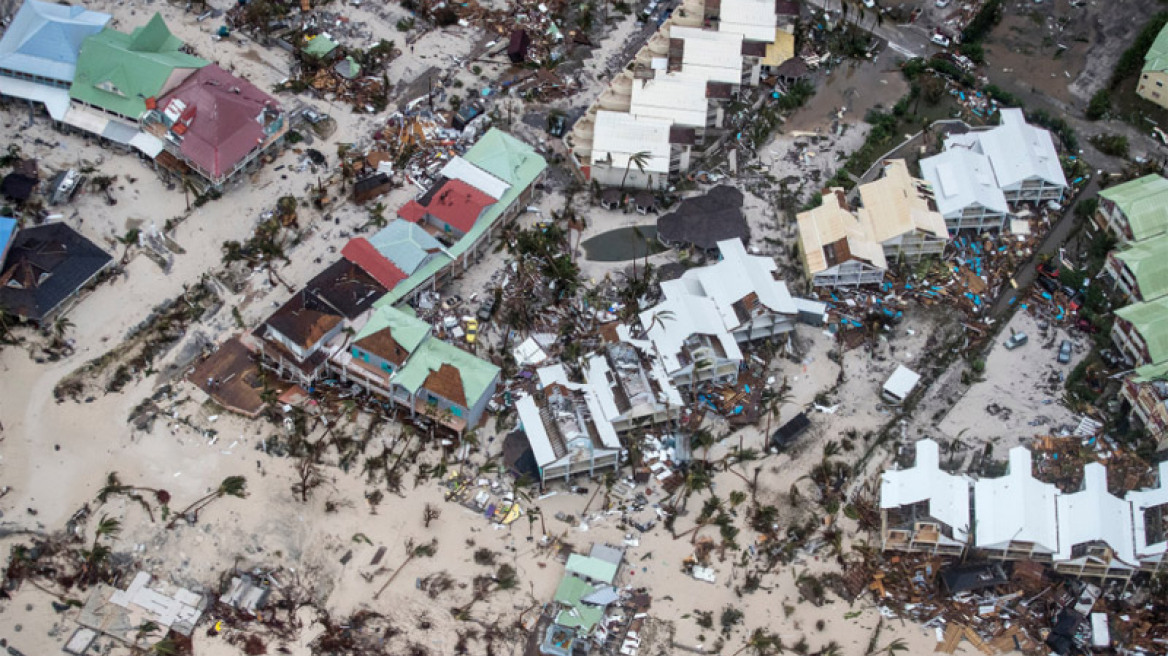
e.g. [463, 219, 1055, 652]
[802, 0, 934, 59]
[988, 177, 1100, 317]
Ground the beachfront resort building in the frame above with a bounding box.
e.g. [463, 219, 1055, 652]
[942, 108, 1067, 206]
[858, 160, 949, 262]
[918, 146, 1010, 233]
[0, 219, 113, 326]
[879, 439, 971, 556]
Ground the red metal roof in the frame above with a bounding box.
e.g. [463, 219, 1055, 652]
[157, 64, 282, 181]
[342, 237, 407, 290]
[401, 179, 494, 234]
[397, 200, 426, 222]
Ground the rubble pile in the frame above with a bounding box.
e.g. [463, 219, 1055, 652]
[1029, 435, 1158, 496]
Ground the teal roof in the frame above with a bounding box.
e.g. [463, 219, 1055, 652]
[355, 305, 430, 352]
[393, 337, 499, 406]
[368, 220, 445, 275]
[565, 554, 618, 585]
[1145, 24, 1168, 73]
[552, 576, 604, 631]
[1100, 175, 1168, 242]
[1114, 233, 1168, 301]
[1116, 295, 1168, 365]
[70, 13, 207, 119]
[374, 130, 546, 307]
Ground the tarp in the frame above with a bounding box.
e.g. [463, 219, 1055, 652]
[129, 131, 165, 158]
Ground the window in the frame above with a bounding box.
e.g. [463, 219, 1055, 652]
[351, 346, 361, 359]
[381, 362, 392, 372]
[450, 406, 463, 417]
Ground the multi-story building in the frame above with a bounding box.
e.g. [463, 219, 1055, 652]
[944, 108, 1067, 205]
[879, 439, 971, 556]
[1112, 296, 1168, 367]
[918, 146, 1010, 232]
[1094, 174, 1168, 245]
[797, 189, 888, 288]
[857, 160, 949, 262]
[1138, 24, 1168, 110]
[1104, 233, 1168, 303]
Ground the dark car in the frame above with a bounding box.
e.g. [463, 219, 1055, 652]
[1037, 262, 1059, 279]
[1076, 318, 1099, 334]
[477, 296, 496, 321]
[1058, 340, 1073, 364]
[1037, 276, 1059, 294]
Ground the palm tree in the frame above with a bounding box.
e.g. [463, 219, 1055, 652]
[762, 377, 792, 446]
[168, 476, 247, 528]
[733, 627, 785, 655]
[642, 309, 676, 335]
[690, 428, 717, 464]
[879, 638, 908, 656]
[0, 304, 20, 345]
[619, 150, 651, 190]
[96, 472, 170, 521]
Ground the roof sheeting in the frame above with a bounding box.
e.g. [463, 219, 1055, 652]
[1054, 463, 1137, 567]
[1099, 174, 1168, 242]
[1113, 232, 1168, 301]
[438, 156, 509, 200]
[656, 185, 750, 250]
[400, 178, 495, 234]
[565, 554, 619, 584]
[354, 305, 430, 354]
[393, 336, 499, 408]
[156, 64, 282, 181]
[973, 447, 1060, 553]
[796, 190, 887, 275]
[883, 365, 920, 400]
[0, 0, 110, 83]
[716, 0, 779, 42]
[0, 75, 70, 119]
[953, 108, 1067, 192]
[70, 13, 207, 119]
[0, 216, 17, 266]
[517, 395, 558, 467]
[0, 221, 113, 323]
[592, 110, 672, 174]
[670, 26, 744, 84]
[367, 219, 445, 275]
[1116, 295, 1168, 365]
[761, 29, 794, 67]
[857, 160, 949, 244]
[919, 147, 1009, 219]
[879, 439, 971, 541]
[342, 237, 409, 290]
[552, 576, 604, 631]
[629, 73, 710, 127]
[1144, 23, 1168, 73]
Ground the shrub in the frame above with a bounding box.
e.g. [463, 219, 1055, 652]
[1111, 13, 1168, 87]
[1086, 89, 1111, 121]
[1090, 134, 1129, 158]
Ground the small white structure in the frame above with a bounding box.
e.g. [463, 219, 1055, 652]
[1090, 613, 1111, 649]
[973, 447, 1060, 560]
[881, 365, 920, 404]
[880, 439, 971, 555]
[77, 571, 207, 648]
[1126, 460, 1168, 573]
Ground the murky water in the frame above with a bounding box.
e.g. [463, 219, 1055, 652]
[582, 225, 666, 262]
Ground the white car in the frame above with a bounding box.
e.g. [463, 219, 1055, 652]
[863, 0, 876, 7]
[931, 33, 951, 47]
[936, 0, 950, 7]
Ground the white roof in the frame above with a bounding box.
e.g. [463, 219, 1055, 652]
[592, 110, 672, 174]
[880, 439, 971, 541]
[0, 75, 70, 119]
[1126, 460, 1168, 560]
[533, 364, 622, 451]
[640, 238, 796, 374]
[670, 26, 744, 85]
[882, 365, 920, 399]
[950, 108, 1067, 192]
[514, 336, 549, 366]
[517, 395, 558, 467]
[439, 156, 510, 200]
[919, 147, 1009, 218]
[129, 131, 165, 158]
[629, 73, 709, 127]
[717, 0, 779, 42]
[973, 447, 1060, 553]
[1054, 463, 1137, 567]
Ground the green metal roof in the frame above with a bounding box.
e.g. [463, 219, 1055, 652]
[392, 336, 499, 405]
[1116, 295, 1168, 365]
[354, 305, 430, 352]
[552, 576, 604, 631]
[372, 130, 545, 308]
[565, 554, 618, 584]
[70, 13, 207, 119]
[1145, 23, 1168, 73]
[1114, 233, 1168, 301]
[1132, 359, 1168, 383]
[1100, 175, 1168, 242]
[303, 34, 339, 58]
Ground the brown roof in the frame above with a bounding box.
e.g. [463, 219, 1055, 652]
[264, 295, 342, 350]
[188, 337, 266, 418]
[423, 363, 467, 407]
[741, 42, 767, 57]
[355, 329, 413, 366]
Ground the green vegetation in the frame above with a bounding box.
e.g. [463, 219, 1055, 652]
[983, 84, 1022, 108]
[1086, 89, 1111, 120]
[1024, 109, 1078, 151]
[1090, 133, 1130, 158]
[1111, 13, 1168, 88]
[960, 0, 1004, 47]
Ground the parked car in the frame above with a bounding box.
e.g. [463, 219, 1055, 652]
[1037, 276, 1059, 293]
[1004, 332, 1028, 350]
[642, 0, 658, 17]
[465, 318, 478, 344]
[477, 296, 496, 321]
[441, 294, 462, 311]
[1058, 340, 1073, 364]
[931, 33, 951, 47]
[1076, 318, 1099, 334]
[1036, 262, 1059, 279]
[935, 0, 951, 6]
